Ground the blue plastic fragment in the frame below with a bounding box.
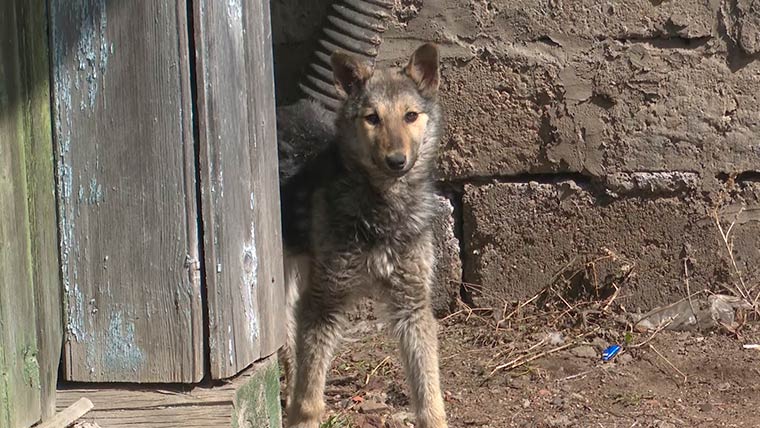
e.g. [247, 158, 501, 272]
[602, 344, 622, 361]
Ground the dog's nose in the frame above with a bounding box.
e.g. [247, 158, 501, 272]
[385, 153, 407, 171]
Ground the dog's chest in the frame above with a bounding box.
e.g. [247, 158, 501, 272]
[348, 188, 431, 245]
[321, 205, 431, 283]
[364, 244, 399, 280]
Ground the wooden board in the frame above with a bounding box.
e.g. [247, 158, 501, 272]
[37, 398, 93, 428]
[56, 356, 281, 428]
[194, 0, 285, 379]
[49, 0, 204, 382]
[19, 0, 64, 419]
[0, 1, 43, 425]
[244, 0, 287, 367]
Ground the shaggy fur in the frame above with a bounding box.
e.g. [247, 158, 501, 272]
[277, 44, 447, 428]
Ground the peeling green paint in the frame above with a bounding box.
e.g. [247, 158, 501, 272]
[0, 365, 10, 428]
[233, 357, 282, 428]
[22, 347, 40, 391]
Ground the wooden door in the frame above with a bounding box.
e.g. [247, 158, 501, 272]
[49, 0, 285, 383]
[193, 0, 285, 379]
[50, 0, 204, 382]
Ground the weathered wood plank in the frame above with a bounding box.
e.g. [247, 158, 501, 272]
[19, 0, 63, 419]
[49, 0, 203, 382]
[56, 356, 282, 428]
[0, 2, 42, 426]
[194, 0, 285, 379]
[245, 0, 287, 366]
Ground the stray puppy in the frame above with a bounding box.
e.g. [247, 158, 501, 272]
[277, 43, 447, 428]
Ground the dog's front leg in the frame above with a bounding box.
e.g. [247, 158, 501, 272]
[389, 298, 447, 428]
[286, 282, 346, 428]
[385, 245, 448, 428]
[280, 254, 311, 408]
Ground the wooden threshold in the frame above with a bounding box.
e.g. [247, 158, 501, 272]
[55, 356, 281, 428]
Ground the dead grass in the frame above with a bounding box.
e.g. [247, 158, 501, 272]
[713, 205, 760, 315]
[446, 248, 641, 376]
[320, 413, 354, 428]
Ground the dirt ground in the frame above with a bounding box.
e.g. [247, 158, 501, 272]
[284, 300, 760, 428]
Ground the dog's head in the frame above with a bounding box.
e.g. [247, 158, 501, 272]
[331, 44, 441, 179]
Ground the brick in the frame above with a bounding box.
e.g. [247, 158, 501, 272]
[462, 181, 760, 310]
[436, 52, 560, 179]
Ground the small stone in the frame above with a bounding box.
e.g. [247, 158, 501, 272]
[522, 398, 531, 408]
[645, 399, 661, 407]
[355, 414, 383, 428]
[635, 320, 654, 332]
[570, 345, 598, 359]
[508, 376, 529, 389]
[545, 414, 573, 427]
[547, 331, 565, 345]
[390, 411, 413, 422]
[617, 353, 633, 364]
[358, 399, 389, 414]
[384, 419, 406, 428]
[700, 402, 714, 412]
[551, 396, 565, 407]
[591, 337, 608, 350]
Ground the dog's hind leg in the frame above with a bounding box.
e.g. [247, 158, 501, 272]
[286, 276, 347, 428]
[384, 242, 448, 428]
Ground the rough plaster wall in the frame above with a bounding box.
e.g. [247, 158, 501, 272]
[271, 0, 760, 311]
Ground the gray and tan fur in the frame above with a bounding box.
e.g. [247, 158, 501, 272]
[277, 44, 447, 428]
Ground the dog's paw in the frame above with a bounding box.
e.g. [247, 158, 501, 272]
[285, 422, 320, 428]
[283, 413, 320, 428]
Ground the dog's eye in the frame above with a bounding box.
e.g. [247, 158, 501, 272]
[404, 112, 419, 123]
[364, 113, 381, 125]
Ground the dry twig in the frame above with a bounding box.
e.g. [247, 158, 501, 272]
[649, 343, 687, 384]
[682, 257, 701, 332]
[630, 318, 675, 349]
[489, 342, 577, 377]
[712, 204, 760, 318]
[364, 356, 391, 385]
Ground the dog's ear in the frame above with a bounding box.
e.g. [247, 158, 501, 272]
[404, 43, 440, 97]
[331, 52, 372, 96]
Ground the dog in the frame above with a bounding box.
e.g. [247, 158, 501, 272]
[277, 43, 447, 428]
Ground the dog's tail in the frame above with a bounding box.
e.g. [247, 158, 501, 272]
[276, 99, 335, 183]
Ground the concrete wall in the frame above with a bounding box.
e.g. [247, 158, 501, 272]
[271, 0, 760, 312]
